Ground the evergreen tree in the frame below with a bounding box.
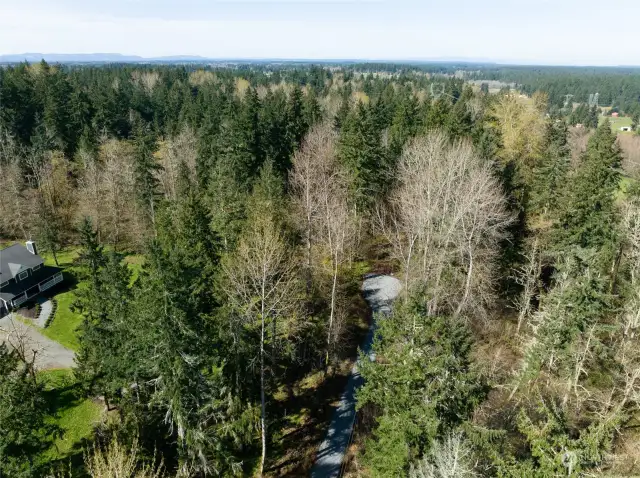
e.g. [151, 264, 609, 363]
[286, 85, 308, 149]
[587, 105, 600, 129]
[388, 90, 420, 160]
[42, 68, 76, 156]
[157, 181, 221, 310]
[446, 86, 474, 138]
[555, 120, 622, 257]
[226, 88, 264, 186]
[338, 101, 385, 207]
[302, 87, 322, 128]
[0, 344, 56, 477]
[530, 120, 571, 215]
[425, 97, 450, 131]
[0, 63, 38, 146]
[261, 90, 292, 178]
[357, 304, 487, 476]
[196, 106, 221, 188]
[132, 119, 162, 230]
[75, 220, 132, 405]
[334, 86, 352, 130]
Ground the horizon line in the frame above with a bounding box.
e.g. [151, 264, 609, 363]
[1, 52, 640, 69]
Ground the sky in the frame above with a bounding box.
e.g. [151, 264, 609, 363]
[1, 0, 640, 66]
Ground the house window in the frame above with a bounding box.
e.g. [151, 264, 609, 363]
[32, 264, 42, 272]
[18, 271, 29, 281]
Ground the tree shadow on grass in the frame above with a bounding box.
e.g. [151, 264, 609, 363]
[41, 371, 99, 476]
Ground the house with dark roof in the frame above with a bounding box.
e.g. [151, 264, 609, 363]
[0, 241, 64, 316]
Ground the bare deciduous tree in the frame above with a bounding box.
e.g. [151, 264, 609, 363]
[409, 432, 477, 478]
[290, 122, 358, 366]
[77, 148, 104, 240]
[25, 150, 76, 263]
[290, 123, 335, 291]
[157, 127, 198, 201]
[512, 239, 541, 333]
[622, 200, 640, 337]
[0, 130, 32, 238]
[98, 138, 141, 249]
[0, 159, 31, 239]
[131, 70, 160, 94]
[85, 435, 164, 478]
[382, 132, 512, 319]
[222, 208, 300, 476]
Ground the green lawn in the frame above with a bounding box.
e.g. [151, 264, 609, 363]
[39, 369, 103, 460]
[41, 290, 83, 351]
[600, 115, 634, 133]
[15, 246, 143, 352]
[41, 248, 81, 268]
[38, 247, 142, 351]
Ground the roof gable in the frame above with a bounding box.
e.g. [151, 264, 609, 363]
[8, 263, 28, 276]
[0, 244, 44, 283]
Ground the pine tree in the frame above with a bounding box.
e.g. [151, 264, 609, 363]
[388, 90, 420, 160]
[358, 304, 487, 475]
[303, 88, 322, 128]
[530, 120, 571, 216]
[0, 345, 56, 477]
[261, 90, 291, 178]
[337, 101, 385, 207]
[555, 120, 622, 256]
[446, 86, 474, 138]
[74, 221, 132, 405]
[132, 120, 162, 231]
[333, 86, 352, 130]
[286, 85, 308, 149]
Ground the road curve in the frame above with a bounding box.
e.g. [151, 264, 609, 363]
[0, 314, 76, 370]
[311, 274, 401, 478]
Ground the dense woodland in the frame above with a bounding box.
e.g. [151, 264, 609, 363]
[2, 61, 640, 477]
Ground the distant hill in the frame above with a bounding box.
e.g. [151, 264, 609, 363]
[0, 53, 210, 63]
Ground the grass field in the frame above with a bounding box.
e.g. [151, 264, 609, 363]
[37, 247, 144, 351]
[41, 290, 83, 351]
[599, 115, 634, 133]
[39, 369, 103, 460]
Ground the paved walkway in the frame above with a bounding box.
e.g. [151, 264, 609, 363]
[0, 314, 75, 370]
[35, 298, 53, 328]
[311, 274, 401, 478]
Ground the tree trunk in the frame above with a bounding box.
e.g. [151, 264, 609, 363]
[259, 279, 267, 477]
[326, 255, 339, 368]
[610, 243, 624, 294]
[260, 315, 267, 477]
[404, 237, 416, 303]
[305, 215, 312, 296]
[149, 197, 157, 238]
[455, 247, 473, 318]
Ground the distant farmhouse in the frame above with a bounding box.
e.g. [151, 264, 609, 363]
[0, 242, 63, 315]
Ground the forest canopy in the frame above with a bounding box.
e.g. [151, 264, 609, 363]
[1, 60, 640, 477]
